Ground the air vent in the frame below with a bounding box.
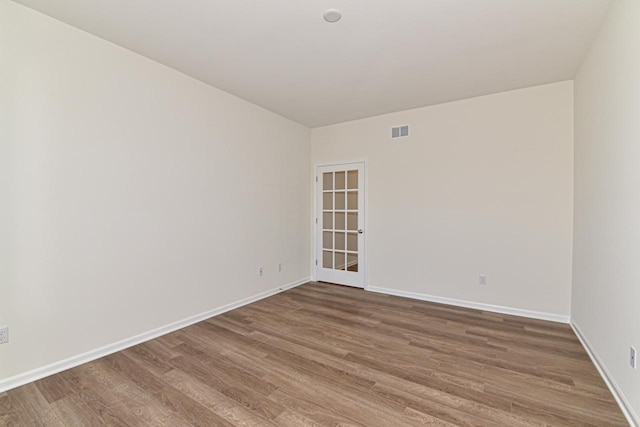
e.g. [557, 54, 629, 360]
[391, 125, 409, 139]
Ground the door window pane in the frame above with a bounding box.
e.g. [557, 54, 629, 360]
[323, 173, 333, 190]
[335, 232, 345, 250]
[347, 191, 357, 210]
[335, 212, 345, 230]
[335, 171, 345, 189]
[323, 192, 333, 210]
[323, 251, 333, 268]
[347, 253, 358, 272]
[323, 212, 333, 229]
[347, 170, 358, 189]
[335, 192, 345, 210]
[334, 252, 346, 270]
[347, 212, 358, 230]
[347, 232, 358, 251]
[323, 231, 333, 249]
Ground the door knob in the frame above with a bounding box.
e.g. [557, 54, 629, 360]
[358, 229, 364, 234]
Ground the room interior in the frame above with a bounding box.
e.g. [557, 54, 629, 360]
[1, 0, 638, 425]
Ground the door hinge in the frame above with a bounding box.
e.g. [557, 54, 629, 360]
[315, 260, 318, 265]
[315, 218, 318, 224]
[315, 176, 318, 182]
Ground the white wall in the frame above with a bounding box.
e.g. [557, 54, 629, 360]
[0, 0, 310, 385]
[572, 0, 640, 423]
[311, 81, 574, 318]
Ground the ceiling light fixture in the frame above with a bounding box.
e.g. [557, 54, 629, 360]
[323, 9, 342, 23]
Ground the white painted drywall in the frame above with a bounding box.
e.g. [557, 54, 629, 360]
[311, 81, 574, 317]
[0, 1, 310, 382]
[572, 0, 640, 422]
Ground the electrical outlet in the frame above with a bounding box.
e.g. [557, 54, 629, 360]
[278, 263, 282, 272]
[631, 346, 637, 369]
[479, 275, 487, 285]
[0, 326, 8, 344]
[258, 267, 263, 277]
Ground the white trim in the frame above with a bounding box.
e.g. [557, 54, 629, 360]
[362, 161, 368, 288]
[366, 286, 570, 323]
[571, 321, 639, 427]
[314, 159, 369, 168]
[0, 277, 309, 394]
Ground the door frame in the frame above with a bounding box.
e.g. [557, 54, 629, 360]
[313, 160, 368, 288]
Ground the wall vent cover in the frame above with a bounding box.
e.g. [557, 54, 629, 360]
[391, 125, 409, 139]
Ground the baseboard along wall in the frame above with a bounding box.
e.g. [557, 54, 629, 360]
[365, 285, 636, 425]
[571, 322, 639, 427]
[366, 285, 571, 323]
[0, 277, 310, 394]
[3, 278, 636, 427]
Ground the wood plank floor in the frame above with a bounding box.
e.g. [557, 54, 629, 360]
[0, 282, 628, 426]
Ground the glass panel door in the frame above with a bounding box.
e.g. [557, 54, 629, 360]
[316, 162, 365, 287]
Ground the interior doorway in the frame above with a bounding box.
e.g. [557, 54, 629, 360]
[315, 162, 366, 288]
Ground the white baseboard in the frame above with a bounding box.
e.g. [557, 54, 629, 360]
[0, 277, 309, 394]
[366, 286, 570, 323]
[571, 321, 639, 427]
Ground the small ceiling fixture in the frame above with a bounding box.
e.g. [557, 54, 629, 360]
[323, 9, 342, 23]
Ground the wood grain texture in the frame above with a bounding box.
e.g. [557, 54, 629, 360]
[0, 282, 628, 426]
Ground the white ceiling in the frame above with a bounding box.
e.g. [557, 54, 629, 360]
[13, 0, 612, 127]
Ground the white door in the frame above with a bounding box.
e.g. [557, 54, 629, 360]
[315, 162, 365, 287]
